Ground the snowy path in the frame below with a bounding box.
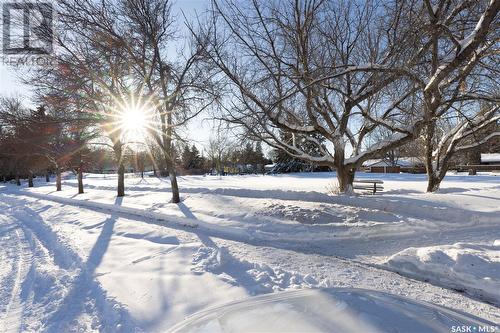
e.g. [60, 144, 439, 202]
[0, 217, 33, 333]
[0, 197, 140, 332]
[16, 187, 500, 260]
[0, 193, 320, 331]
[0, 190, 498, 331]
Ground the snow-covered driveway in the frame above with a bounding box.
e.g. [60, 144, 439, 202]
[0, 193, 323, 332]
[0, 172, 499, 331]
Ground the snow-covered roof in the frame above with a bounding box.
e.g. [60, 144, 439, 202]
[362, 157, 423, 167]
[396, 157, 424, 167]
[481, 153, 500, 163]
[362, 159, 392, 167]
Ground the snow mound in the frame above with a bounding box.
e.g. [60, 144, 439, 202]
[191, 246, 326, 294]
[260, 203, 400, 225]
[385, 242, 500, 304]
[263, 204, 329, 224]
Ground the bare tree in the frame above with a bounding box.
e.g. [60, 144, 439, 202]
[31, 0, 138, 197]
[199, 0, 426, 191]
[430, 104, 499, 182]
[392, 0, 500, 191]
[201, 0, 499, 192]
[0, 98, 73, 189]
[206, 125, 231, 175]
[51, 0, 219, 203]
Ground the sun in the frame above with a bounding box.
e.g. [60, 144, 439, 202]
[121, 107, 146, 132]
[119, 105, 152, 143]
[102, 91, 157, 144]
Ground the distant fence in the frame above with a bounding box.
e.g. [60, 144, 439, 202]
[452, 164, 500, 172]
[367, 166, 401, 173]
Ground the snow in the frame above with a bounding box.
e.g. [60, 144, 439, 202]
[170, 289, 496, 333]
[345, 132, 408, 165]
[386, 242, 500, 305]
[1, 171, 499, 330]
[361, 159, 391, 167]
[191, 246, 324, 294]
[481, 153, 500, 163]
[361, 157, 422, 167]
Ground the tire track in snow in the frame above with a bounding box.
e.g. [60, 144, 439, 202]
[3, 191, 499, 323]
[0, 220, 33, 333]
[0, 196, 139, 332]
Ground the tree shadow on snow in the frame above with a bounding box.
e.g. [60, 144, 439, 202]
[43, 196, 138, 332]
[178, 202, 270, 296]
[133, 254, 172, 332]
[455, 192, 500, 201]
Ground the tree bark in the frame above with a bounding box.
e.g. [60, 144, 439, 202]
[113, 140, 125, 197]
[424, 119, 440, 192]
[77, 166, 84, 194]
[15, 174, 21, 186]
[45, 171, 50, 182]
[159, 112, 180, 203]
[167, 161, 180, 203]
[56, 169, 62, 191]
[117, 162, 125, 197]
[333, 143, 355, 193]
[28, 172, 34, 187]
[337, 165, 355, 193]
[426, 173, 440, 192]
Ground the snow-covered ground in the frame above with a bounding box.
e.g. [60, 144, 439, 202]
[0, 171, 499, 331]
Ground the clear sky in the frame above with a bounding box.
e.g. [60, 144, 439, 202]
[0, 0, 217, 153]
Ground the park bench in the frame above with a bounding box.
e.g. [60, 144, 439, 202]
[353, 179, 384, 194]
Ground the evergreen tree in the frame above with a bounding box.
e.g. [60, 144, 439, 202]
[181, 144, 204, 170]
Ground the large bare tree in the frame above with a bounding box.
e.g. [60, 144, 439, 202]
[201, 0, 499, 192]
[401, 0, 500, 191]
[52, 0, 219, 203]
[200, 0, 423, 191]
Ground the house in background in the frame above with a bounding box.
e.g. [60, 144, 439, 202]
[362, 157, 425, 174]
[480, 153, 500, 166]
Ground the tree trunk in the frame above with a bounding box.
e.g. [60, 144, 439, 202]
[427, 155, 451, 192]
[336, 165, 355, 193]
[426, 173, 440, 192]
[333, 142, 355, 193]
[56, 169, 62, 191]
[15, 174, 21, 186]
[159, 111, 180, 203]
[113, 140, 125, 197]
[167, 160, 180, 203]
[117, 162, 125, 197]
[468, 150, 481, 165]
[424, 119, 438, 192]
[45, 171, 50, 182]
[28, 172, 34, 187]
[141, 170, 144, 179]
[77, 166, 84, 194]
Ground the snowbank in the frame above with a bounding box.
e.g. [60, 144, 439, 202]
[385, 242, 500, 305]
[191, 246, 325, 294]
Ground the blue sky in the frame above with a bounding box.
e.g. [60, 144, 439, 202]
[0, 0, 216, 151]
